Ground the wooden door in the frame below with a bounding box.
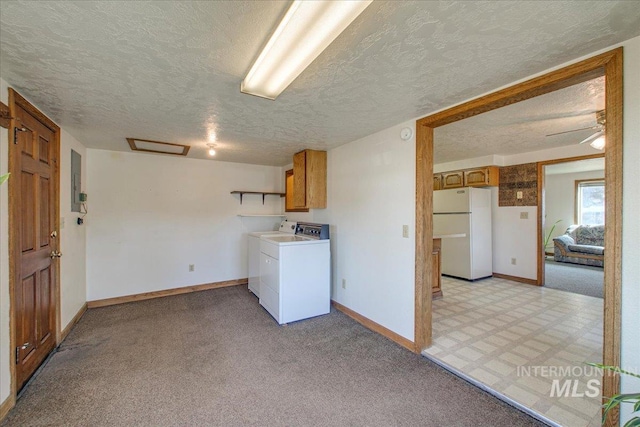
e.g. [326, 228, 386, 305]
[11, 92, 60, 391]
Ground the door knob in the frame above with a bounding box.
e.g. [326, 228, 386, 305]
[50, 251, 62, 259]
[20, 343, 30, 350]
[50, 230, 57, 238]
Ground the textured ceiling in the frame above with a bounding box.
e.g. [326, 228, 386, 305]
[1, 1, 639, 166]
[434, 76, 605, 163]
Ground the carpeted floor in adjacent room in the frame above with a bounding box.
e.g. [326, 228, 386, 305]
[1, 285, 542, 427]
[544, 259, 604, 298]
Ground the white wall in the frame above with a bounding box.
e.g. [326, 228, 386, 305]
[59, 130, 88, 327]
[544, 169, 605, 245]
[288, 123, 416, 341]
[0, 78, 88, 408]
[620, 35, 640, 424]
[85, 150, 284, 301]
[0, 78, 11, 409]
[490, 188, 538, 279]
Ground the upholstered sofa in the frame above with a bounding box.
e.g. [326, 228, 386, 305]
[553, 225, 604, 267]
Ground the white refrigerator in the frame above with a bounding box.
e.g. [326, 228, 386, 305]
[433, 187, 493, 280]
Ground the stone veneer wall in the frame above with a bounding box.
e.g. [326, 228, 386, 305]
[499, 163, 538, 206]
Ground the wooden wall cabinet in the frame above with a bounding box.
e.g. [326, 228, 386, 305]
[433, 166, 499, 190]
[441, 171, 464, 189]
[285, 170, 308, 212]
[293, 149, 327, 209]
[433, 174, 442, 191]
[464, 166, 499, 187]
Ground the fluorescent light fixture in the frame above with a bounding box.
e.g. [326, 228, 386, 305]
[590, 135, 606, 150]
[241, 0, 372, 100]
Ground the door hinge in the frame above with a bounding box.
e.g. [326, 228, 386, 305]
[15, 346, 19, 364]
[13, 126, 27, 144]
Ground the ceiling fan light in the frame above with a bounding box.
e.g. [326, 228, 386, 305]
[590, 135, 606, 150]
[241, 0, 372, 100]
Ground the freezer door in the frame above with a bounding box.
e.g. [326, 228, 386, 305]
[433, 213, 472, 280]
[433, 188, 470, 213]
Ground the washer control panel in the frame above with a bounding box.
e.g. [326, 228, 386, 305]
[296, 222, 330, 240]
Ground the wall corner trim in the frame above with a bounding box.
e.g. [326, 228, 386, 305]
[87, 278, 248, 308]
[331, 300, 415, 353]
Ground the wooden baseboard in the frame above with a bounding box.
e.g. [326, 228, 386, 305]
[331, 300, 415, 353]
[492, 272, 539, 286]
[60, 303, 88, 342]
[0, 395, 15, 423]
[87, 278, 248, 308]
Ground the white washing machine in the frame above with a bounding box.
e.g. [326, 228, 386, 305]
[247, 221, 297, 296]
[259, 222, 330, 324]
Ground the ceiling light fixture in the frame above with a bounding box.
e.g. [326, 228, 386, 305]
[590, 134, 606, 150]
[240, 0, 372, 100]
[207, 144, 216, 156]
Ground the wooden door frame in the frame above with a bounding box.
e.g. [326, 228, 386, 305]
[7, 88, 61, 400]
[414, 48, 622, 426]
[537, 153, 605, 286]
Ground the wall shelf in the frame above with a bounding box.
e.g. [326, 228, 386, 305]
[230, 191, 285, 205]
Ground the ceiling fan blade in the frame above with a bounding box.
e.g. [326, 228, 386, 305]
[578, 130, 604, 145]
[545, 125, 600, 137]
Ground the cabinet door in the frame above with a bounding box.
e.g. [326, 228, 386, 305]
[442, 171, 464, 189]
[433, 174, 442, 191]
[292, 149, 327, 209]
[464, 168, 489, 186]
[306, 150, 327, 208]
[464, 166, 499, 187]
[285, 169, 308, 212]
[293, 151, 307, 208]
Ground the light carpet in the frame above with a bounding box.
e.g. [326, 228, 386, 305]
[544, 259, 604, 298]
[1, 285, 542, 427]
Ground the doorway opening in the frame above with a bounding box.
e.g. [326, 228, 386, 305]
[542, 155, 605, 299]
[414, 48, 622, 426]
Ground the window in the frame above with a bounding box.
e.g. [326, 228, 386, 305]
[575, 180, 605, 225]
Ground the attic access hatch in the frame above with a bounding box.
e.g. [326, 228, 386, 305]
[126, 138, 190, 156]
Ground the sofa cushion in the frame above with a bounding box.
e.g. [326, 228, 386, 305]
[567, 244, 604, 255]
[573, 225, 605, 246]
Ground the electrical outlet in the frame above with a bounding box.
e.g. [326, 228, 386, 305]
[402, 225, 409, 238]
[511, 258, 517, 265]
[517, 191, 523, 200]
[342, 279, 346, 289]
[189, 264, 195, 272]
[520, 212, 528, 219]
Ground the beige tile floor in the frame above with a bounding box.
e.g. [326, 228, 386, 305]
[422, 276, 603, 427]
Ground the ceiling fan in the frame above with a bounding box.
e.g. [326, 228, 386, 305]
[545, 109, 606, 150]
